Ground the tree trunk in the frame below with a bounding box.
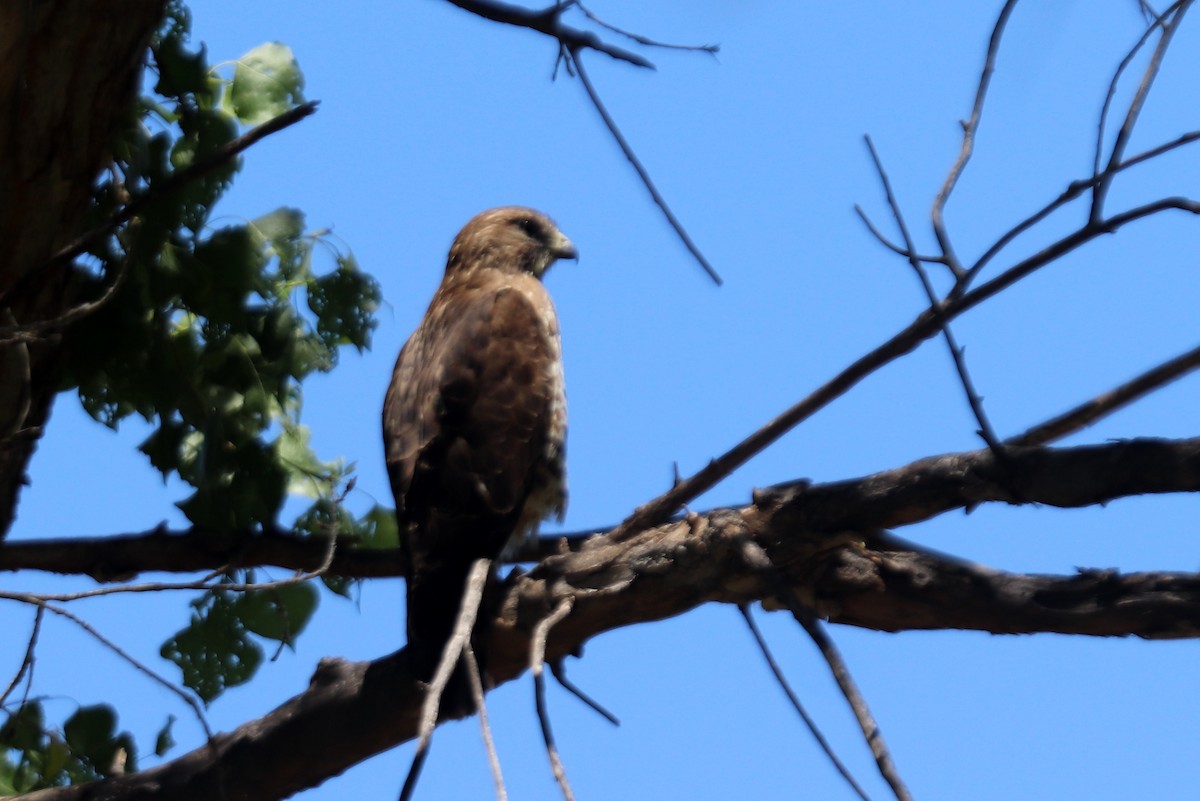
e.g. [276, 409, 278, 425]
[0, 0, 165, 537]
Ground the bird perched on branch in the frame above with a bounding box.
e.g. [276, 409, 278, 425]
[383, 207, 576, 712]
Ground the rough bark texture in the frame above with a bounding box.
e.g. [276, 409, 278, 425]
[21, 455, 1200, 801]
[0, 0, 166, 538]
[4, 435, 1198, 580]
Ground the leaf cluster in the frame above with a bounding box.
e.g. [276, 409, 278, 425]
[63, 4, 380, 533]
[2, 2, 391, 771]
[0, 701, 151, 793]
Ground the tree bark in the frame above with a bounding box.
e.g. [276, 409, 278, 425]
[0, 0, 166, 538]
[4, 435, 1198, 580]
[21, 462, 1200, 801]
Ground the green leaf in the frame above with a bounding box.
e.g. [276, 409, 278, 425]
[307, 254, 380, 352]
[154, 716, 177, 757]
[227, 42, 305, 125]
[138, 419, 187, 479]
[277, 424, 343, 498]
[358, 504, 400, 550]
[63, 705, 119, 774]
[161, 592, 263, 704]
[0, 702, 45, 752]
[237, 583, 318, 644]
[153, 34, 214, 100]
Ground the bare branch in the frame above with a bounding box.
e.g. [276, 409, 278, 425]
[853, 205, 946, 264]
[1009, 341, 1200, 447]
[568, 49, 722, 285]
[0, 525, 387, 582]
[441, 0, 654, 68]
[1092, 1, 1191, 221]
[548, 661, 619, 725]
[0, 529, 339, 603]
[532, 598, 577, 801]
[0, 225, 134, 344]
[739, 538, 912, 801]
[614, 184, 1199, 538]
[463, 645, 507, 801]
[862, 134, 1006, 455]
[572, 1, 719, 54]
[738, 604, 872, 801]
[401, 558, 492, 801]
[1, 595, 212, 743]
[0, 605, 43, 708]
[1093, 3, 1172, 179]
[932, 0, 1020, 278]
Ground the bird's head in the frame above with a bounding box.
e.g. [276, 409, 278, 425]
[446, 206, 577, 280]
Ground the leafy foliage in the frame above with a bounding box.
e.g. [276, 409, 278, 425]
[2, 1, 386, 776]
[0, 702, 137, 792]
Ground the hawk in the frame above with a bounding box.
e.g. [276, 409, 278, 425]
[383, 207, 576, 708]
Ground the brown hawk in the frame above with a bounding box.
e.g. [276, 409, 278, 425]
[383, 207, 576, 706]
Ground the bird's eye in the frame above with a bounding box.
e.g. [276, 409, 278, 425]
[516, 218, 539, 237]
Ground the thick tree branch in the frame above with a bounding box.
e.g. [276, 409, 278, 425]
[24, 492, 1200, 801]
[5, 435, 1200, 580]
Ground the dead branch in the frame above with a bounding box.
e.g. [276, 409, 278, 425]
[22, 497, 1200, 801]
[932, 0, 1020, 277]
[463, 645, 507, 801]
[1009, 341, 1200, 446]
[739, 604, 872, 801]
[401, 558, 492, 801]
[1092, 1, 1191, 222]
[567, 48, 722, 285]
[738, 538, 911, 801]
[862, 134, 1005, 455]
[572, 2, 719, 53]
[441, 0, 653, 67]
[0, 605, 43, 708]
[532, 598, 577, 801]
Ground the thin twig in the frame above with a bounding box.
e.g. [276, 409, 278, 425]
[863, 134, 1006, 454]
[532, 598, 577, 801]
[738, 604, 873, 801]
[49, 100, 319, 268]
[933, 0, 1021, 280]
[463, 645, 507, 801]
[3, 597, 214, 742]
[738, 538, 912, 801]
[573, 1, 719, 53]
[0, 606, 43, 708]
[0, 222, 136, 344]
[1009, 340, 1200, 447]
[1092, 3, 1170, 179]
[969, 126, 1200, 282]
[1092, 1, 1190, 222]
[611, 191, 1200, 540]
[400, 558, 492, 801]
[568, 48, 723, 286]
[442, 0, 654, 68]
[853, 205, 947, 264]
[548, 660, 620, 725]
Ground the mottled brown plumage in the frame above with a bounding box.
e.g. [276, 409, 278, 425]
[383, 207, 575, 708]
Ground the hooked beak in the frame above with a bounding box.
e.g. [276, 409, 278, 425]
[551, 231, 578, 262]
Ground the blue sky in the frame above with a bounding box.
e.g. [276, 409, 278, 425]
[7, 1, 1200, 799]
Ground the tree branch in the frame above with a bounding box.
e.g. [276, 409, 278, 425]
[5, 436, 1200, 580]
[23, 489, 1200, 801]
[440, 0, 654, 68]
